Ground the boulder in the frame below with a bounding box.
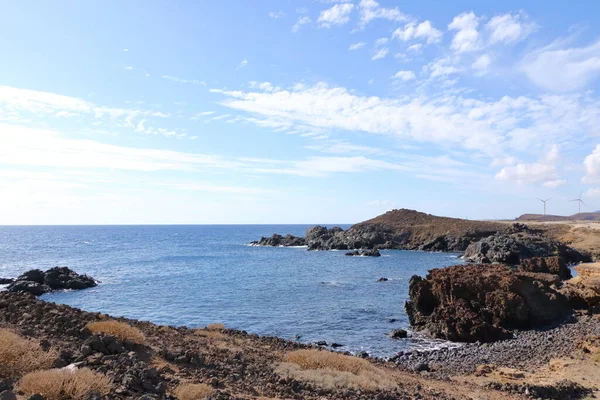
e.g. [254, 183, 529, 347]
[377, 277, 389, 282]
[405, 264, 572, 342]
[43, 267, 96, 290]
[388, 329, 408, 339]
[0, 279, 13, 285]
[16, 269, 45, 284]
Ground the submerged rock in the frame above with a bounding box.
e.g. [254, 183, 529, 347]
[345, 249, 382, 257]
[405, 264, 572, 342]
[7, 267, 96, 296]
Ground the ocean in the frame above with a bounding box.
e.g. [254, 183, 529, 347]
[0, 225, 464, 357]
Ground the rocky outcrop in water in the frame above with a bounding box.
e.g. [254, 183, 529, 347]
[344, 249, 381, 257]
[405, 264, 572, 342]
[7, 267, 96, 296]
[249, 234, 305, 247]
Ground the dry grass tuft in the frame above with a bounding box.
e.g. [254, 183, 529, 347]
[0, 328, 57, 379]
[206, 323, 225, 330]
[174, 383, 214, 400]
[18, 368, 111, 400]
[277, 349, 398, 390]
[283, 349, 374, 375]
[86, 320, 146, 344]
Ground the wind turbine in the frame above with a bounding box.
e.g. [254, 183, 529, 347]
[570, 191, 586, 214]
[537, 197, 551, 215]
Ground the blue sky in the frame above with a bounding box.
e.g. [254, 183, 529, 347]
[1, 0, 600, 224]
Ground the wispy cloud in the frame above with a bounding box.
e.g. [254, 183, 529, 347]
[162, 75, 206, 85]
[237, 58, 248, 69]
[292, 16, 311, 32]
[268, 11, 285, 19]
[349, 42, 366, 51]
[371, 47, 389, 60]
[318, 3, 354, 28]
[124, 66, 134, 70]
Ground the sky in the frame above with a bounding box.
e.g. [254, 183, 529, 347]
[1, 0, 600, 224]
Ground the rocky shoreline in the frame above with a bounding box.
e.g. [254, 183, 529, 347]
[251, 210, 589, 265]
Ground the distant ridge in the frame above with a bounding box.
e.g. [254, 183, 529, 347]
[516, 212, 600, 222]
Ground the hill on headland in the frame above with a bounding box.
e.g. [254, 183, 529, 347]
[517, 212, 600, 222]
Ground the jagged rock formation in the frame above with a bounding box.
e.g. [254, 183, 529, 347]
[462, 226, 584, 266]
[7, 267, 96, 296]
[250, 234, 305, 247]
[405, 263, 572, 342]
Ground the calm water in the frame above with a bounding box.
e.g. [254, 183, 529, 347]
[0, 225, 463, 357]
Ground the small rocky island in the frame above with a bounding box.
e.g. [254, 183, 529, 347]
[2, 266, 97, 296]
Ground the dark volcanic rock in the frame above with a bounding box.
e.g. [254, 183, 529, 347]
[7, 267, 96, 296]
[405, 264, 572, 342]
[249, 233, 305, 247]
[345, 249, 381, 257]
[0, 278, 14, 285]
[462, 227, 584, 265]
[388, 329, 408, 339]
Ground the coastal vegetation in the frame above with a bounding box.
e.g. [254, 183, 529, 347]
[0, 328, 57, 379]
[17, 368, 111, 400]
[86, 320, 146, 345]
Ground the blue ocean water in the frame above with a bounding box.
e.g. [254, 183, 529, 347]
[0, 225, 463, 357]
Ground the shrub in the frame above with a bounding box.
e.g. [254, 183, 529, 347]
[206, 323, 225, 330]
[86, 320, 145, 344]
[0, 329, 57, 379]
[174, 383, 214, 400]
[18, 368, 111, 400]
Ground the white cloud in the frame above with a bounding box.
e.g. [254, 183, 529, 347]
[486, 12, 536, 45]
[161, 183, 274, 195]
[124, 66, 134, 70]
[586, 188, 600, 198]
[162, 75, 206, 85]
[318, 3, 354, 28]
[372, 48, 389, 60]
[122, 48, 128, 52]
[472, 54, 491, 74]
[543, 179, 566, 188]
[407, 44, 422, 52]
[583, 145, 600, 183]
[392, 20, 443, 44]
[358, 0, 408, 27]
[268, 11, 285, 19]
[292, 16, 311, 32]
[495, 145, 561, 185]
[237, 59, 248, 69]
[212, 83, 600, 156]
[491, 156, 519, 167]
[375, 37, 389, 47]
[448, 12, 481, 53]
[424, 57, 462, 77]
[393, 70, 416, 81]
[349, 42, 366, 51]
[521, 39, 600, 92]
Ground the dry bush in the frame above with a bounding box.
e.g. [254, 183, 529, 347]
[194, 329, 225, 339]
[206, 323, 225, 330]
[174, 383, 214, 400]
[277, 349, 398, 390]
[0, 328, 57, 379]
[86, 320, 145, 344]
[283, 349, 374, 374]
[18, 368, 111, 400]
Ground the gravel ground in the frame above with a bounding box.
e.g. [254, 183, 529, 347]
[391, 312, 600, 377]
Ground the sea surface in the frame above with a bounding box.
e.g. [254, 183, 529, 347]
[0, 225, 464, 357]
